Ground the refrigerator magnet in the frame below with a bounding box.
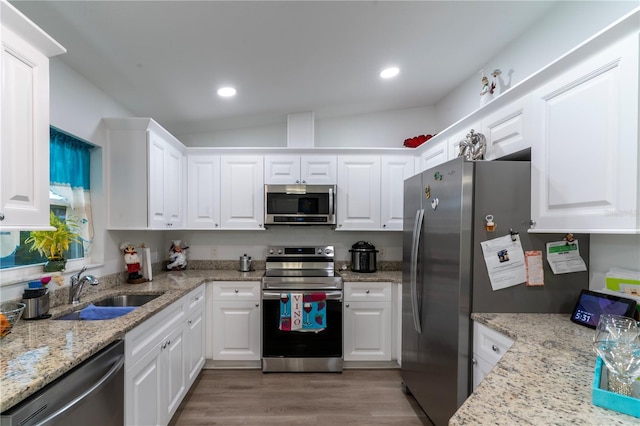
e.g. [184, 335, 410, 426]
[485, 215, 496, 232]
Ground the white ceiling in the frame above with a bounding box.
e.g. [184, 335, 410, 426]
[11, 1, 558, 135]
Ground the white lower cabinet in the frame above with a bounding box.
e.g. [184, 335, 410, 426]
[125, 285, 205, 426]
[209, 281, 261, 361]
[343, 282, 392, 361]
[185, 287, 206, 386]
[472, 321, 514, 391]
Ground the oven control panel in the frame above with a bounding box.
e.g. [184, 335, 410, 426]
[267, 246, 334, 257]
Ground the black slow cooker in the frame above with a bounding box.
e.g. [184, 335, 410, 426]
[349, 241, 378, 273]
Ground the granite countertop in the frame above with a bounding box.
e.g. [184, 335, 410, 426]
[0, 268, 401, 412]
[0, 269, 263, 412]
[450, 313, 638, 425]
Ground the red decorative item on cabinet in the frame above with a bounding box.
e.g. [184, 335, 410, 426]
[404, 134, 433, 148]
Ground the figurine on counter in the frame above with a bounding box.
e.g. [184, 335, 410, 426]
[120, 242, 147, 283]
[166, 240, 188, 271]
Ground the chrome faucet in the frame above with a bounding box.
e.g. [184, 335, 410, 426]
[69, 266, 100, 304]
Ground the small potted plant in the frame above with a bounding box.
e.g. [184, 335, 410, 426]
[25, 212, 81, 272]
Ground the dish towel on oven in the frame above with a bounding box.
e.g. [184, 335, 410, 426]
[279, 292, 326, 332]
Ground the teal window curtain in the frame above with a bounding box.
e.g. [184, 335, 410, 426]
[50, 127, 94, 256]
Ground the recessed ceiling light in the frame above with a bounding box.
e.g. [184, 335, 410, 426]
[379, 67, 400, 79]
[217, 87, 237, 97]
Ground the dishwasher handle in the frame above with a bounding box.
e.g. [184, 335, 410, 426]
[35, 354, 124, 426]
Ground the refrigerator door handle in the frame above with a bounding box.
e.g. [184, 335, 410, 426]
[410, 208, 424, 334]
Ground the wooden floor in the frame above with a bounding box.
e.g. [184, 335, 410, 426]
[169, 369, 432, 425]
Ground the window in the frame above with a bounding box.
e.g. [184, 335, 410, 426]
[0, 127, 93, 270]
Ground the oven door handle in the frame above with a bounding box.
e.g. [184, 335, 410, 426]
[262, 291, 342, 301]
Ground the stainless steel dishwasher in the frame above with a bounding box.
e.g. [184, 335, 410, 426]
[1, 339, 124, 426]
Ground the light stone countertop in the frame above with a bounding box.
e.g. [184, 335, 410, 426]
[0, 269, 264, 412]
[450, 313, 638, 425]
[0, 268, 400, 412]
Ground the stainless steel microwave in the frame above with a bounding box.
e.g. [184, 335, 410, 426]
[264, 184, 336, 225]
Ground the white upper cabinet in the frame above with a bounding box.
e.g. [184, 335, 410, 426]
[187, 153, 221, 229]
[264, 155, 300, 184]
[104, 118, 186, 229]
[0, 2, 65, 229]
[337, 153, 413, 231]
[418, 138, 448, 172]
[301, 155, 337, 184]
[530, 32, 639, 233]
[381, 155, 414, 230]
[481, 97, 531, 160]
[148, 130, 185, 229]
[337, 155, 381, 230]
[264, 154, 336, 184]
[220, 155, 264, 229]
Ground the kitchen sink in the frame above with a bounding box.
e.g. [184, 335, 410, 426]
[93, 294, 162, 307]
[54, 293, 163, 320]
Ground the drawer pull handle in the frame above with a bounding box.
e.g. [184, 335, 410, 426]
[366, 290, 370, 294]
[235, 289, 239, 293]
[492, 344, 499, 353]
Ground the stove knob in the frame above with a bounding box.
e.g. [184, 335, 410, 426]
[324, 248, 333, 255]
[269, 248, 274, 255]
[317, 248, 323, 254]
[277, 249, 283, 255]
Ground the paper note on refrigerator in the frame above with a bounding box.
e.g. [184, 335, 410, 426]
[546, 240, 587, 274]
[525, 251, 544, 287]
[480, 234, 527, 291]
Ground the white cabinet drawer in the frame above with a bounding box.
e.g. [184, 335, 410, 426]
[344, 282, 392, 302]
[187, 285, 206, 310]
[473, 322, 514, 366]
[126, 298, 186, 367]
[211, 281, 260, 300]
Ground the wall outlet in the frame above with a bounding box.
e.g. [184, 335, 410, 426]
[210, 247, 218, 259]
[379, 248, 386, 258]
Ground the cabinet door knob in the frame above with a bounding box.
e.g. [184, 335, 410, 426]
[301, 180, 306, 184]
[345, 303, 350, 308]
[492, 344, 499, 353]
[255, 303, 259, 307]
[529, 219, 536, 228]
[296, 180, 300, 184]
[472, 358, 477, 365]
[188, 320, 192, 325]
[0, 212, 4, 221]
[366, 290, 370, 294]
[235, 289, 239, 293]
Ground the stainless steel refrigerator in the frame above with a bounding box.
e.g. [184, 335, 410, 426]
[401, 157, 589, 425]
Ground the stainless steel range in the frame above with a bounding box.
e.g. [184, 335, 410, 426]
[261, 246, 343, 372]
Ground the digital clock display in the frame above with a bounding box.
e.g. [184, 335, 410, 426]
[570, 289, 637, 329]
